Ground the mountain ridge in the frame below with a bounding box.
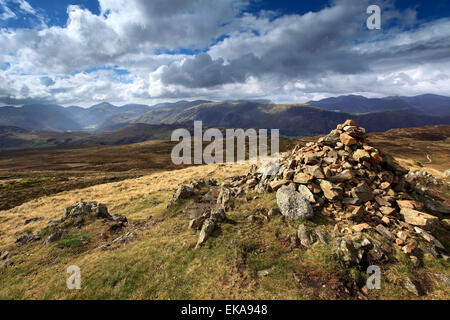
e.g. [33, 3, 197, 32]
[1, 95, 449, 137]
[307, 94, 450, 116]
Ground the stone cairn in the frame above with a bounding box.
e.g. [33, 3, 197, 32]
[172, 120, 448, 273]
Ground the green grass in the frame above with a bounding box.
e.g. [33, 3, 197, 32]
[57, 233, 93, 249]
[115, 193, 167, 217]
[302, 242, 342, 274]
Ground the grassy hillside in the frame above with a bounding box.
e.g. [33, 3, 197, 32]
[0, 136, 295, 211]
[0, 162, 448, 299]
[136, 100, 211, 125]
[0, 125, 449, 300]
[367, 125, 450, 178]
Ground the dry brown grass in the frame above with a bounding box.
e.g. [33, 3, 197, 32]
[0, 162, 250, 247]
[0, 137, 297, 210]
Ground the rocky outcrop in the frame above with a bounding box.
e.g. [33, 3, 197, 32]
[166, 185, 195, 207]
[64, 201, 112, 220]
[333, 238, 362, 266]
[15, 233, 40, 245]
[167, 178, 218, 208]
[165, 178, 229, 248]
[13, 201, 130, 251]
[196, 219, 216, 249]
[46, 229, 67, 244]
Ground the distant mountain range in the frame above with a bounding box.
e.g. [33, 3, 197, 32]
[0, 94, 449, 151]
[0, 104, 83, 132]
[65, 102, 153, 131]
[0, 102, 157, 132]
[132, 100, 450, 136]
[306, 94, 450, 116]
[0, 100, 215, 132]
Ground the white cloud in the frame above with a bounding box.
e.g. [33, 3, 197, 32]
[15, 0, 35, 15]
[1, 0, 450, 107]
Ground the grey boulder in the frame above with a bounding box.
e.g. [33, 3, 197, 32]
[276, 186, 314, 220]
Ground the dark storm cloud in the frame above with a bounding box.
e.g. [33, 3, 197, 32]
[158, 0, 373, 87]
[160, 50, 370, 88]
[160, 53, 249, 88]
[157, 0, 450, 89]
[362, 19, 450, 69]
[128, 0, 247, 48]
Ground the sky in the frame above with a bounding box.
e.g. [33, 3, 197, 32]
[0, 0, 450, 107]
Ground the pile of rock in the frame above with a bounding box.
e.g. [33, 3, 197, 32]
[166, 120, 448, 283]
[216, 120, 449, 268]
[167, 178, 217, 208]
